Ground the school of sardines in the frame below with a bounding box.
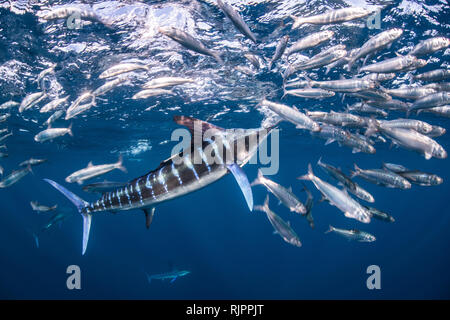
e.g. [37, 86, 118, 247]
[1, 2, 449, 251]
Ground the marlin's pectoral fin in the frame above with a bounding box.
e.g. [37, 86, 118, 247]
[227, 163, 253, 211]
[170, 276, 177, 283]
[143, 207, 155, 229]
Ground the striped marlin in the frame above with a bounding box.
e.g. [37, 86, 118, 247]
[44, 116, 274, 255]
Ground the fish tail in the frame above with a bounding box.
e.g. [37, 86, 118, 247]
[68, 123, 73, 137]
[350, 163, 361, 178]
[43, 179, 91, 255]
[145, 272, 152, 284]
[297, 163, 314, 181]
[250, 169, 263, 187]
[33, 232, 40, 248]
[116, 154, 127, 173]
[290, 15, 304, 29]
[324, 225, 334, 234]
[254, 194, 270, 213]
[212, 52, 224, 65]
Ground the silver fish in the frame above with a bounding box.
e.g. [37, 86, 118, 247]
[254, 195, 302, 247]
[159, 26, 223, 64]
[362, 73, 396, 82]
[291, 49, 347, 71]
[0, 132, 13, 143]
[30, 201, 57, 212]
[317, 158, 374, 203]
[364, 206, 395, 223]
[347, 28, 403, 70]
[19, 92, 47, 113]
[251, 169, 306, 214]
[0, 113, 10, 122]
[65, 155, 126, 185]
[348, 89, 392, 101]
[44, 110, 65, 126]
[366, 99, 410, 111]
[93, 76, 128, 96]
[40, 96, 69, 113]
[142, 77, 194, 90]
[421, 105, 450, 118]
[352, 164, 411, 189]
[360, 55, 426, 73]
[306, 78, 377, 92]
[260, 99, 320, 131]
[132, 89, 174, 100]
[384, 86, 437, 100]
[409, 37, 450, 57]
[424, 125, 446, 138]
[34, 125, 73, 143]
[346, 102, 388, 117]
[217, 0, 257, 43]
[378, 118, 433, 134]
[414, 69, 450, 82]
[325, 225, 376, 242]
[291, 7, 372, 29]
[99, 63, 149, 79]
[65, 92, 96, 120]
[244, 53, 261, 69]
[301, 183, 314, 229]
[369, 121, 447, 159]
[283, 88, 335, 99]
[19, 158, 47, 167]
[409, 92, 450, 113]
[268, 35, 289, 70]
[286, 30, 334, 56]
[298, 164, 371, 223]
[399, 171, 443, 186]
[382, 162, 409, 173]
[0, 101, 19, 110]
[0, 165, 32, 188]
[306, 111, 365, 128]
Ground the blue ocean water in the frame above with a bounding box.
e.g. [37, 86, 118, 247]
[0, 0, 449, 299]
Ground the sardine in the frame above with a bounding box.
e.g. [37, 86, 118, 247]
[291, 7, 372, 29]
[298, 164, 371, 223]
[65, 155, 127, 185]
[254, 195, 302, 247]
[159, 26, 223, 64]
[251, 169, 306, 214]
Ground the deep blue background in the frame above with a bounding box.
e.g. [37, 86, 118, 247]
[1, 0, 450, 299]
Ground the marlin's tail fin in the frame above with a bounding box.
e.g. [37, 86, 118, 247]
[43, 179, 91, 255]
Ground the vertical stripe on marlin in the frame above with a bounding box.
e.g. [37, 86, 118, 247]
[124, 186, 132, 206]
[184, 155, 199, 180]
[197, 146, 211, 173]
[145, 173, 156, 199]
[135, 178, 144, 205]
[158, 167, 168, 193]
[116, 190, 122, 208]
[171, 162, 183, 185]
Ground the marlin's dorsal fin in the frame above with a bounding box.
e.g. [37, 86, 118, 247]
[87, 161, 93, 167]
[173, 115, 224, 139]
